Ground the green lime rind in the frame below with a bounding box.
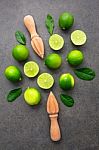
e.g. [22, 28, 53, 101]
[24, 61, 39, 78]
[67, 50, 84, 66]
[4, 65, 22, 82]
[71, 30, 87, 45]
[59, 73, 74, 90]
[12, 45, 29, 61]
[37, 73, 54, 89]
[59, 12, 74, 30]
[45, 53, 62, 69]
[49, 34, 64, 50]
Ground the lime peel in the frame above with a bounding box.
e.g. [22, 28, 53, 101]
[59, 73, 75, 90]
[67, 50, 84, 66]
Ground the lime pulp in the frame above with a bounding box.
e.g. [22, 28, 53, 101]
[24, 61, 39, 78]
[71, 30, 87, 45]
[49, 34, 64, 50]
[37, 73, 54, 89]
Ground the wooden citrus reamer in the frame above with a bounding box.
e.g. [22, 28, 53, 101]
[47, 91, 61, 141]
[24, 15, 44, 58]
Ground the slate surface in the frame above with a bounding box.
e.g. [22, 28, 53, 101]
[0, 0, 99, 150]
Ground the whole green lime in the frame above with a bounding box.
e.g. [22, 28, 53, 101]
[45, 53, 62, 69]
[59, 12, 74, 30]
[59, 73, 74, 90]
[12, 45, 29, 61]
[4, 65, 22, 82]
[66, 50, 84, 66]
[24, 87, 41, 105]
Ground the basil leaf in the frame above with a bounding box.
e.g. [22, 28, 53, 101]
[45, 14, 54, 35]
[74, 68, 95, 81]
[15, 31, 26, 45]
[7, 88, 22, 102]
[60, 94, 74, 107]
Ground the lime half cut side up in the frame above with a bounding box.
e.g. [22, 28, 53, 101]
[24, 61, 39, 78]
[37, 73, 54, 89]
[71, 30, 87, 46]
[49, 34, 64, 50]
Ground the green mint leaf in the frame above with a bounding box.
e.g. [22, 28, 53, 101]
[15, 31, 26, 45]
[7, 88, 22, 102]
[74, 68, 95, 81]
[60, 94, 74, 107]
[45, 14, 54, 35]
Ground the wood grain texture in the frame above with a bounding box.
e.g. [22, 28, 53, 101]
[47, 91, 59, 114]
[24, 15, 44, 58]
[0, 0, 99, 149]
[47, 92, 61, 141]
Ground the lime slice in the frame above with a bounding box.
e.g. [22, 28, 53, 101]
[49, 34, 64, 50]
[24, 61, 39, 77]
[71, 30, 87, 45]
[37, 73, 54, 89]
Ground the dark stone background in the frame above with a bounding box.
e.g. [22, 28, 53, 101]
[0, 0, 99, 149]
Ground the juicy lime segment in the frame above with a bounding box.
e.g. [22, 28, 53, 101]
[59, 73, 75, 90]
[49, 34, 64, 50]
[24, 61, 39, 78]
[71, 30, 87, 45]
[24, 87, 41, 105]
[37, 73, 54, 89]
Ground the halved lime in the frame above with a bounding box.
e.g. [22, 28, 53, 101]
[24, 61, 39, 78]
[71, 30, 87, 45]
[49, 34, 64, 50]
[37, 73, 54, 89]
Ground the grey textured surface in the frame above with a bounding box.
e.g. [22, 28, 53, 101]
[0, 0, 99, 150]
